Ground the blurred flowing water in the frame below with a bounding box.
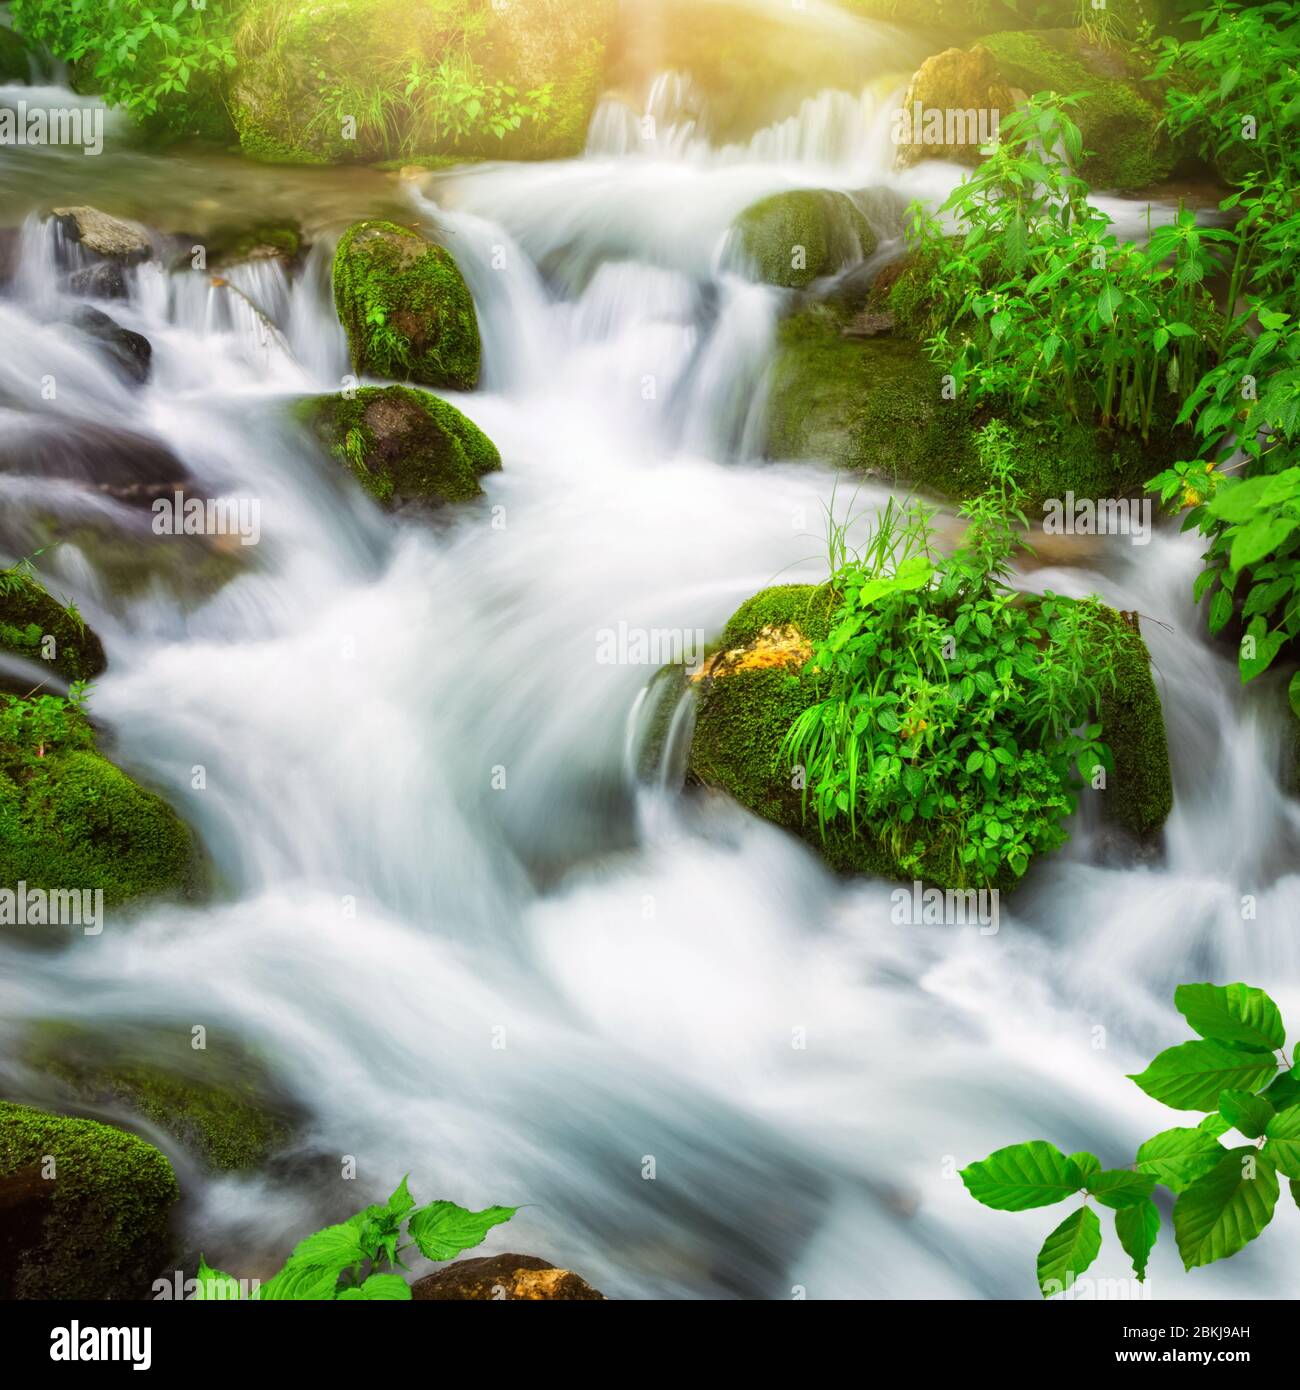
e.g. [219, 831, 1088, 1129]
[0, 0, 1297, 1300]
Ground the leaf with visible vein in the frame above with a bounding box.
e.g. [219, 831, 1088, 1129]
[1172, 1148, 1279, 1271]
[407, 1201, 516, 1262]
[1036, 1206, 1101, 1298]
[1135, 1126, 1225, 1193]
[960, 1141, 1083, 1211]
[1219, 1089, 1275, 1139]
[1114, 1199, 1160, 1282]
[1086, 1169, 1156, 1210]
[1174, 982, 1286, 1051]
[1263, 1105, 1300, 1180]
[1129, 1039, 1277, 1111]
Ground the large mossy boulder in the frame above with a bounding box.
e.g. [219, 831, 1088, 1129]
[763, 302, 1181, 509]
[0, 569, 107, 684]
[229, 0, 615, 164]
[0, 723, 196, 915]
[682, 584, 1172, 887]
[298, 385, 501, 510]
[978, 28, 1174, 190]
[733, 191, 876, 290]
[0, 1101, 178, 1299]
[893, 45, 1016, 169]
[19, 1021, 296, 1173]
[333, 221, 481, 391]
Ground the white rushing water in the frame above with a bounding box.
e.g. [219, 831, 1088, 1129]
[1, 3, 1298, 1301]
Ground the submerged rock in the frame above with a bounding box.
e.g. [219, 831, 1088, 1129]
[50, 206, 152, 263]
[68, 260, 129, 301]
[68, 307, 152, 387]
[679, 584, 1172, 888]
[0, 1101, 178, 1299]
[299, 384, 501, 511]
[333, 220, 481, 391]
[0, 568, 106, 684]
[411, 1254, 606, 1301]
[229, 0, 616, 163]
[18, 1021, 297, 1173]
[733, 190, 876, 290]
[0, 417, 190, 507]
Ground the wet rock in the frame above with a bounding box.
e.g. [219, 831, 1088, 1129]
[0, 226, 19, 289]
[0, 416, 190, 507]
[0, 565, 107, 683]
[893, 46, 1014, 170]
[50, 206, 152, 263]
[333, 220, 481, 391]
[68, 307, 152, 386]
[298, 384, 500, 511]
[411, 1254, 606, 1301]
[732, 190, 876, 290]
[0, 1102, 178, 1299]
[68, 260, 129, 301]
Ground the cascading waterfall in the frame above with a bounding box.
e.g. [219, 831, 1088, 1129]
[1, 5, 1297, 1301]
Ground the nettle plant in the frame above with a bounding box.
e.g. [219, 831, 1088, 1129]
[782, 423, 1115, 888]
[195, 1178, 515, 1301]
[962, 983, 1300, 1297]
[903, 96, 1226, 441]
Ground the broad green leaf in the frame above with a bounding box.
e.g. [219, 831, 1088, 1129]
[1086, 1169, 1156, 1210]
[1263, 1105, 1300, 1180]
[406, 1201, 516, 1262]
[960, 1141, 1083, 1211]
[1068, 1151, 1101, 1180]
[1199, 1112, 1233, 1137]
[335, 1273, 412, 1301]
[1036, 1205, 1101, 1298]
[283, 1221, 368, 1273]
[1172, 1148, 1279, 1271]
[1129, 1038, 1277, 1111]
[193, 1255, 243, 1301]
[1135, 1126, 1226, 1193]
[1174, 982, 1286, 1050]
[1114, 1198, 1160, 1282]
[1218, 1089, 1275, 1139]
[255, 1260, 345, 1301]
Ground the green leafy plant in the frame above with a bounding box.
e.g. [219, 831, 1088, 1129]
[962, 981, 1300, 1296]
[0, 685, 94, 768]
[781, 423, 1117, 887]
[12, 0, 238, 129]
[902, 96, 1226, 440]
[195, 1177, 516, 1300]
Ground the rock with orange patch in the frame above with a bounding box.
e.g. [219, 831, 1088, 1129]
[410, 1254, 606, 1301]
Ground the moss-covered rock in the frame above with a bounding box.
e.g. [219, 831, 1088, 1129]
[0, 568, 107, 684]
[763, 302, 1182, 509]
[893, 45, 1015, 169]
[229, 0, 615, 164]
[0, 24, 38, 83]
[733, 191, 876, 290]
[298, 384, 500, 509]
[206, 219, 304, 270]
[0, 1101, 178, 1299]
[333, 220, 481, 391]
[682, 584, 1172, 887]
[19, 1021, 296, 1173]
[0, 734, 196, 914]
[979, 28, 1173, 190]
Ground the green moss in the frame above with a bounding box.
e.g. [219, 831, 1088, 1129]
[297, 384, 501, 508]
[21, 1022, 295, 1173]
[0, 569, 106, 685]
[0, 24, 36, 83]
[764, 303, 1182, 509]
[734, 191, 876, 290]
[979, 28, 1173, 190]
[0, 744, 195, 912]
[0, 1101, 178, 1299]
[687, 585, 1173, 888]
[1094, 608, 1173, 837]
[208, 220, 303, 266]
[333, 220, 481, 391]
